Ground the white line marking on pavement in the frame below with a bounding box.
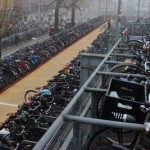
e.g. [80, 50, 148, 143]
[0, 102, 18, 107]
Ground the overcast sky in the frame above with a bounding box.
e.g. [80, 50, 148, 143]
[21, 0, 150, 17]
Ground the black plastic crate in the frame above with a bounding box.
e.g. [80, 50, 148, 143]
[101, 79, 147, 124]
[101, 96, 147, 124]
[106, 78, 146, 103]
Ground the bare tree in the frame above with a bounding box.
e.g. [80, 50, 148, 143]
[54, 0, 86, 32]
[0, 0, 23, 57]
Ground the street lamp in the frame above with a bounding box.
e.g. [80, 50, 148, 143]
[137, 0, 141, 19]
[106, 0, 108, 15]
[117, 0, 122, 37]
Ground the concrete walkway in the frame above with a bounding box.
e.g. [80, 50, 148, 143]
[2, 33, 49, 56]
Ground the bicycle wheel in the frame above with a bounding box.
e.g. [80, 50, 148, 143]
[119, 41, 143, 54]
[110, 56, 138, 69]
[24, 90, 36, 101]
[87, 128, 136, 150]
[110, 63, 144, 74]
[123, 40, 143, 49]
[104, 63, 145, 87]
[124, 40, 143, 48]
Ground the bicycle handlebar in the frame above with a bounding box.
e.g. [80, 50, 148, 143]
[29, 101, 41, 112]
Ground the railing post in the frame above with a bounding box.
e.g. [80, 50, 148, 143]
[73, 122, 82, 150]
[91, 93, 97, 119]
[91, 92, 97, 135]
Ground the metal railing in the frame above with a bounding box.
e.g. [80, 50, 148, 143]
[33, 28, 138, 150]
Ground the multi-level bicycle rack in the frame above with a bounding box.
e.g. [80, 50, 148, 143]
[31, 27, 150, 150]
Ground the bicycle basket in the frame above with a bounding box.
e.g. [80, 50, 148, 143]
[101, 97, 146, 124]
[101, 79, 147, 124]
[106, 78, 146, 103]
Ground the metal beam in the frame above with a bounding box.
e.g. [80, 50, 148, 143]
[80, 53, 108, 93]
[0, 43, 1, 58]
[80, 54, 108, 68]
[71, 0, 76, 27]
[105, 0, 108, 15]
[84, 87, 107, 93]
[137, 0, 141, 19]
[104, 61, 123, 65]
[63, 115, 147, 131]
[110, 54, 135, 57]
[117, 0, 122, 37]
[80, 53, 108, 58]
[114, 48, 127, 50]
[54, 0, 62, 32]
[73, 122, 80, 150]
[97, 71, 146, 78]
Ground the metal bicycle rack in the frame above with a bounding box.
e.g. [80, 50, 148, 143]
[33, 29, 148, 150]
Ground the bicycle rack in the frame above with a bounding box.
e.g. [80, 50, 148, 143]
[32, 28, 149, 150]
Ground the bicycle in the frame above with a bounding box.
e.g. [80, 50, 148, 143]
[89, 78, 150, 150]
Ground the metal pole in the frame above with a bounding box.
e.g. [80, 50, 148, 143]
[0, 41, 2, 58]
[137, 0, 141, 19]
[148, 1, 150, 16]
[40, 0, 41, 13]
[110, 53, 135, 57]
[99, 0, 101, 15]
[71, 1, 76, 27]
[91, 93, 97, 118]
[132, 21, 135, 35]
[54, 0, 61, 33]
[117, 0, 122, 37]
[29, 0, 31, 13]
[64, 115, 147, 131]
[118, 0, 122, 16]
[106, 0, 108, 16]
[73, 122, 81, 150]
[84, 87, 107, 93]
[97, 71, 146, 79]
[91, 93, 97, 135]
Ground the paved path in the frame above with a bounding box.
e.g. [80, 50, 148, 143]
[0, 23, 107, 122]
[2, 33, 49, 56]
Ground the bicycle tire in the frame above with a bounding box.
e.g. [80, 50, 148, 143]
[110, 63, 144, 73]
[104, 63, 145, 87]
[110, 56, 138, 68]
[87, 128, 136, 150]
[24, 90, 36, 101]
[121, 42, 143, 54]
[124, 40, 143, 47]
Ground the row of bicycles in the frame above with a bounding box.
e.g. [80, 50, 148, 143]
[133, 17, 150, 36]
[0, 18, 112, 149]
[0, 16, 107, 91]
[0, 56, 80, 150]
[87, 34, 150, 149]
